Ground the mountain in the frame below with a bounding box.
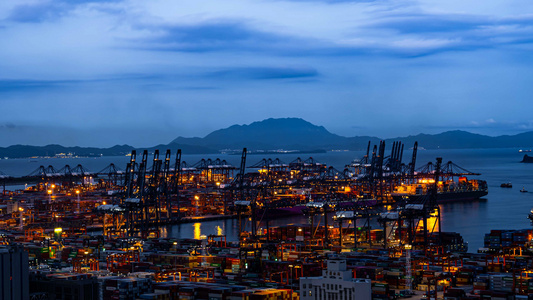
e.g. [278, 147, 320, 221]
[171, 118, 380, 151]
[1, 118, 533, 158]
[389, 130, 533, 149]
[171, 118, 533, 151]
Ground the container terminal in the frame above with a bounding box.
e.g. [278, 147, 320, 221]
[1, 141, 529, 300]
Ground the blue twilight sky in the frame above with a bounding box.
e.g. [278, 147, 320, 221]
[1, 0, 533, 147]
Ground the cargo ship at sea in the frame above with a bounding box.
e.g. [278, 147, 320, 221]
[391, 177, 488, 203]
[391, 158, 488, 203]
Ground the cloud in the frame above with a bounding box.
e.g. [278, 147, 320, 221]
[207, 66, 319, 80]
[133, 8, 533, 58]
[5, 0, 123, 23]
[363, 13, 533, 55]
[0, 79, 76, 92]
[372, 14, 485, 34]
[282, 0, 378, 3]
[0, 123, 17, 129]
[6, 0, 532, 60]
[133, 21, 315, 54]
[0, 78, 132, 93]
[7, 2, 69, 23]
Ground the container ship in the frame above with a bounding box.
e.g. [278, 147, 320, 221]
[391, 176, 488, 203]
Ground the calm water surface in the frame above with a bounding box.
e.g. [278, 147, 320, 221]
[1, 148, 532, 251]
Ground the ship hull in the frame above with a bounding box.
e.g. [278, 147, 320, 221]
[392, 190, 488, 203]
[255, 199, 379, 218]
[256, 205, 307, 218]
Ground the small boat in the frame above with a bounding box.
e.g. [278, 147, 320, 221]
[520, 187, 528, 193]
[501, 182, 513, 188]
[519, 149, 532, 153]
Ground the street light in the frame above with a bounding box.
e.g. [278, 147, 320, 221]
[76, 190, 80, 213]
[54, 227, 62, 241]
[18, 207, 24, 231]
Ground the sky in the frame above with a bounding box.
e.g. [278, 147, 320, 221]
[1, 0, 533, 147]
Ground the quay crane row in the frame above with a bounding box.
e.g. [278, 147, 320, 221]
[4, 141, 477, 252]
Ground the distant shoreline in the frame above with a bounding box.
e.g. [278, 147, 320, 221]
[228, 149, 327, 155]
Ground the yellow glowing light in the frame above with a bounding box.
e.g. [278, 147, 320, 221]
[193, 223, 201, 240]
[51, 184, 55, 188]
[102, 201, 106, 205]
[194, 195, 199, 200]
[76, 190, 80, 194]
[216, 182, 220, 186]
[19, 207, 24, 212]
[47, 190, 52, 194]
[54, 228, 62, 233]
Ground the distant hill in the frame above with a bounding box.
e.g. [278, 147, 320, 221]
[1, 118, 533, 158]
[0, 143, 217, 159]
[171, 118, 533, 151]
[171, 118, 376, 150]
[0, 144, 135, 159]
[388, 130, 533, 149]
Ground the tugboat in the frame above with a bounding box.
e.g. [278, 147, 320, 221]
[521, 187, 528, 193]
[501, 182, 513, 188]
